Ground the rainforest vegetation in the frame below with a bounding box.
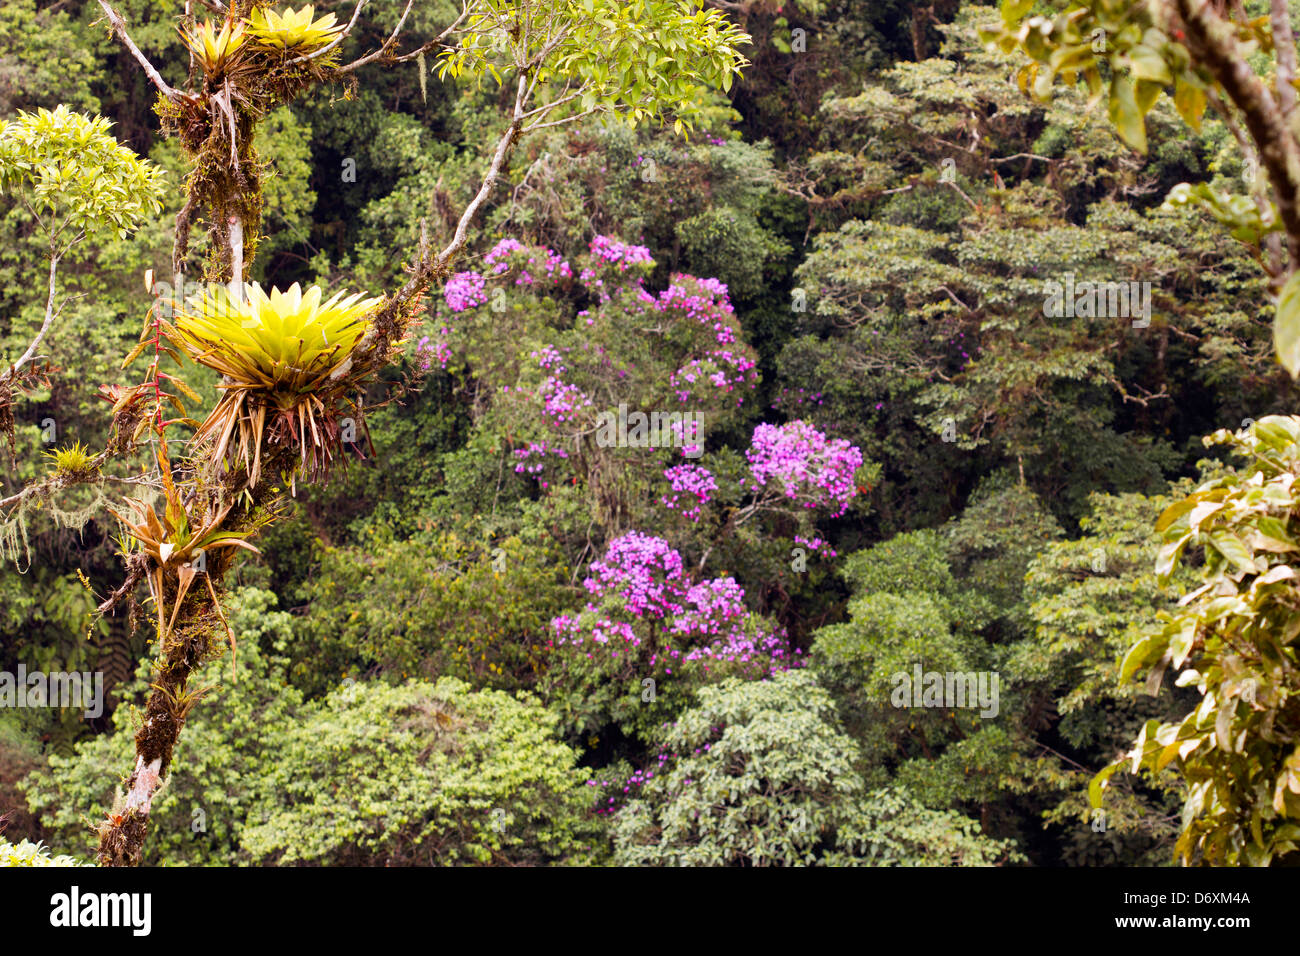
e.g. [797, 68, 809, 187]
[2, 0, 1300, 868]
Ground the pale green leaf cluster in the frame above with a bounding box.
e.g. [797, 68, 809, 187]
[0, 105, 167, 245]
[0, 837, 90, 867]
[1163, 181, 1282, 247]
[979, 0, 1214, 154]
[1098, 417, 1300, 864]
[437, 0, 750, 130]
[241, 676, 601, 865]
[21, 589, 601, 866]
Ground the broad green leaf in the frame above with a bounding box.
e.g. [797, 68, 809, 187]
[1156, 497, 1196, 532]
[1128, 44, 1172, 84]
[1089, 761, 1121, 808]
[1108, 74, 1147, 153]
[1000, 0, 1035, 26]
[1156, 531, 1191, 579]
[1174, 77, 1206, 130]
[1120, 635, 1158, 682]
[1275, 271, 1300, 377]
[1208, 531, 1257, 574]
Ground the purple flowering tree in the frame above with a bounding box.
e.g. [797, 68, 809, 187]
[429, 234, 760, 511]
[545, 531, 799, 739]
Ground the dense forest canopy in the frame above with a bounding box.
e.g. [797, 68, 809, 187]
[1, 0, 1299, 869]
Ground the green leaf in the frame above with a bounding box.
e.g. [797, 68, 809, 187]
[1156, 531, 1191, 579]
[1128, 44, 1172, 84]
[1274, 271, 1300, 377]
[1254, 418, 1299, 450]
[1250, 518, 1298, 553]
[1134, 78, 1164, 114]
[1120, 635, 1158, 682]
[1000, 0, 1035, 27]
[1209, 531, 1257, 574]
[1156, 497, 1196, 532]
[1090, 761, 1121, 808]
[1174, 77, 1206, 130]
[1107, 74, 1147, 153]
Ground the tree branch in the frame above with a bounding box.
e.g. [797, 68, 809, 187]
[1270, 0, 1298, 119]
[1170, 0, 1300, 270]
[358, 72, 529, 365]
[94, 0, 178, 101]
[0, 250, 63, 390]
[334, 0, 476, 75]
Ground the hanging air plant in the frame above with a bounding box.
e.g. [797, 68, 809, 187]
[180, 18, 252, 78]
[111, 494, 262, 673]
[43, 441, 98, 478]
[169, 281, 382, 487]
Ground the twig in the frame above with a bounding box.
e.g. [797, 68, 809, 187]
[0, 251, 64, 390]
[335, 0, 473, 75]
[94, 1, 178, 100]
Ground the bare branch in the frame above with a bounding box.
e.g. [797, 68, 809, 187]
[357, 72, 529, 363]
[436, 72, 529, 267]
[1270, 0, 1298, 119]
[94, 0, 178, 100]
[524, 105, 599, 132]
[990, 152, 1054, 164]
[943, 179, 979, 211]
[519, 87, 579, 120]
[335, 0, 476, 75]
[0, 252, 63, 391]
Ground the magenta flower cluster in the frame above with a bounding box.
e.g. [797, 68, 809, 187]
[415, 329, 452, 370]
[551, 532, 799, 677]
[443, 271, 487, 312]
[581, 531, 686, 619]
[586, 235, 655, 271]
[578, 235, 655, 301]
[442, 240, 571, 318]
[673, 577, 792, 666]
[744, 420, 864, 518]
[793, 534, 837, 557]
[529, 345, 594, 429]
[670, 349, 758, 405]
[660, 464, 716, 522]
[484, 238, 527, 272]
[484, 237, 572, 285]
[513, 440, 570, 477]
[658, 276, 737, 345]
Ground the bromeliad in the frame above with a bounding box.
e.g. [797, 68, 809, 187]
[245, 4, 346, 55]
[169, 281, 381, 487]
[111, 493, 261, 678]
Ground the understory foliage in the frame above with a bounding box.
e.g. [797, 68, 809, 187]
[610, 671, 1020, 866]
[23, 589, 600, 866]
